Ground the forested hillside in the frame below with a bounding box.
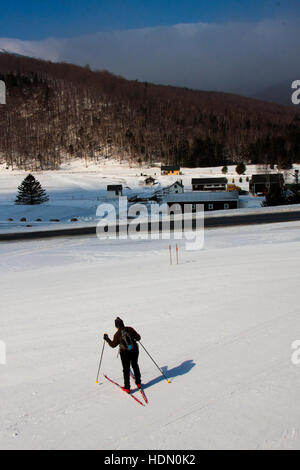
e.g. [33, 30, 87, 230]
[1, 51, 300, 170]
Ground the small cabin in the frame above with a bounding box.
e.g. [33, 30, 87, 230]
[161, 165, 181, 176]
[192, 178, 228, 191]
[107, 184, 123, 198]
[249, 174, 284, 195]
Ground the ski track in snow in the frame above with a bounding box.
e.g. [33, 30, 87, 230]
[1, 220, 300, 449]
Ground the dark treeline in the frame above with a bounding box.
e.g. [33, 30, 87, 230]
[1, 52, 300, 170]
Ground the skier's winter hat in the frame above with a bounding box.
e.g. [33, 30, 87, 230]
[115, 317, 124, 328]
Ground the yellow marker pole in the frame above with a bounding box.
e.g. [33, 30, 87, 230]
[96, 339, 106, 384]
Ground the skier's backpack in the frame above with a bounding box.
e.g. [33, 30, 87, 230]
[120, 328, 135, 351]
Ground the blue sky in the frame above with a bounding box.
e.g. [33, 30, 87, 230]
[0, 1, 300, 100]
[0, 0, 300, 40]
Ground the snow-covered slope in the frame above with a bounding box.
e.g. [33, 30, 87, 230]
[1, 221, 300, 449]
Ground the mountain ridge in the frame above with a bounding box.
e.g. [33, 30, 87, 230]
[0, 52, 300, 170]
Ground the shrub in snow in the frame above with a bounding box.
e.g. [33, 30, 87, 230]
[20, 217, 26, 222]
[15, 174, 49, 205]
[70, 218, 78, 222]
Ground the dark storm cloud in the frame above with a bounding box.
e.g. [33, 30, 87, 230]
[1, 19, 299, 97]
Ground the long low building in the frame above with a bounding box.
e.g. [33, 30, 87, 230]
[192, 177, 228, 191]
[165, 191, 239, 212]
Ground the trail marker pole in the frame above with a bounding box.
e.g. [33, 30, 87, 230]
[96, 340, 106, 384]
[139, 341, 171, 384]
[169, 244, 172, 265]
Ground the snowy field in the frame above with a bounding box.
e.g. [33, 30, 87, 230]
[1, 220, 300, 450]
[0, 160, 277, 233]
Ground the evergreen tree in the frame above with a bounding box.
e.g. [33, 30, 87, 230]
[15, 174, 49, 205]
[236, 162, 246, 175]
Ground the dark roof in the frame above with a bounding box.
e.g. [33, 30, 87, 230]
[107, 184, 123, 191]
[161, 165, 181, 171]
[250, 174, 284, 183]
[167, 180, 184, 188]
[166, 191, 238, 203]
[192, 177, 228, 185]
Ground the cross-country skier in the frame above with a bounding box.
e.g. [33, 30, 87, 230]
[104, 317, 142, 394]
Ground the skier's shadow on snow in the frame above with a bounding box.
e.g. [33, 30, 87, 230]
[142, 359, 195, 389]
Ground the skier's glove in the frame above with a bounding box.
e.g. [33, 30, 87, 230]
[103, 333, 109, 342]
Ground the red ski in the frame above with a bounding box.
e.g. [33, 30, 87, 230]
[104, 374, 145, 407]
[130, 370, 148, 404]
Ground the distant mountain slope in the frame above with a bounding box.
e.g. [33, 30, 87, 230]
[253, 78, 300, 107]
[0, 52, 300, 170]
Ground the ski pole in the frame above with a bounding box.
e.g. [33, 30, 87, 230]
[139, 341, 171, 384]
[96, 339, 106, 384]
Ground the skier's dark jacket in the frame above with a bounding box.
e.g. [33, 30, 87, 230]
[106, 326, 141, 352]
